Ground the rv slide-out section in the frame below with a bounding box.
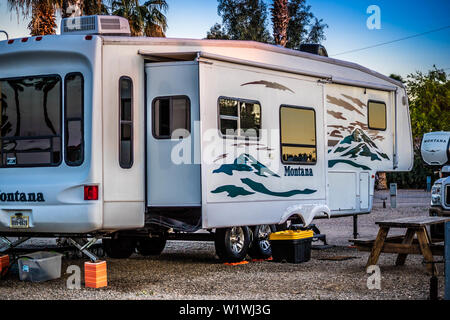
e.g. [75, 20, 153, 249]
[197, 58, 328, 228]
[143, 58, 329, 230]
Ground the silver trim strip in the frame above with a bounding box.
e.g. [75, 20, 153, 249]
[330, 77, 397, 92]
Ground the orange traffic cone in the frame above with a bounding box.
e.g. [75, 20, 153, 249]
[84, 261, 107, 288]
[0, 255, 9, 273]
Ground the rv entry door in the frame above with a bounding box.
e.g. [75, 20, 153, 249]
[145, 61, 201, 207]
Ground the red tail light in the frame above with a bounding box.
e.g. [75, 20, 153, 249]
[84, 186, 99, 201]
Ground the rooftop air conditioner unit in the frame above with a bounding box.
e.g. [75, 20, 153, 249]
[61, 15, 131, 36]
[299, 44, 328, 57]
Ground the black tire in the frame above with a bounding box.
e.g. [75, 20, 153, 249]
[136, 237, 167, 256]
[215, 226, 251, 262]
[276, 222, 289, 232]
[248, 224, 276, 259]
[102, 238, 135, 259]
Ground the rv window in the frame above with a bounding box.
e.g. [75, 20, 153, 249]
[368, 101, 386, 130]
[119, 77, 133, 168]
[280, 106, 317, 165]
[152, 96, 190, 139]
[65, 73, 84, 166]
[218, 97, 261, 138]
[0, 75, 62, 167]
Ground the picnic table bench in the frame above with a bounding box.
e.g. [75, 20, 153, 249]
[350, 216, 450, 274]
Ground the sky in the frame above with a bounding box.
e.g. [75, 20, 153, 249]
[0, 0, 449, 78]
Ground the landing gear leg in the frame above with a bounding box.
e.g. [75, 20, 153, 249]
[353, 215, 359, 239]
[67, 238, 100, 262]
[0, 237, 31, 253]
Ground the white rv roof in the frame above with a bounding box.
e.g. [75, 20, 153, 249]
[0, 34, 404, 92]
[101, 36, 405, 91]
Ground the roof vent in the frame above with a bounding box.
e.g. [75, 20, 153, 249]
[299, 44, 328, 57]
[61, 15, 131, 36]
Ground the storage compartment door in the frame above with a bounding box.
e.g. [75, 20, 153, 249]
[328, 172, 357, 212]
[359, 172, 370, 210]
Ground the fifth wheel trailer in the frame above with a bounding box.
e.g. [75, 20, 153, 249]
[421, 131, 450, 239]
[0, 15, 413, 261]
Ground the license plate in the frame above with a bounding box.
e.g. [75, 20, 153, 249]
[10, 214, 29, 229]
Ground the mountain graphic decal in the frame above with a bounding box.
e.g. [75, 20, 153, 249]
[213, 153, 280, 178]
[328, 128, 390, 170]
[211, 153, 316, 198]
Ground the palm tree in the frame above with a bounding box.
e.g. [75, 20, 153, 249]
[110, 0, 168, 37]
[8, 0, 60, 35]
[271, 0, 289, 47]
[28, 1, 58, 35]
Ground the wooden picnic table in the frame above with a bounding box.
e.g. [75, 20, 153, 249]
[351, 216, 450, 274]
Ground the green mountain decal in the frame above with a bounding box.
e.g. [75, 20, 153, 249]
[328, 129, 390, 170]
[211, 154, 316, 198]
[328, 159, 371, 170]
[241, 178, 316, 197]
[213, 153, 280, 178]
[211, 185, 255, 198]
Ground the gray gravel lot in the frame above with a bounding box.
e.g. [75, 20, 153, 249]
[0, 191, 446, 300]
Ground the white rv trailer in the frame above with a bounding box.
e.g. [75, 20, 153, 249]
[0, 16, 413, 261]
[421, 131, 450, 239]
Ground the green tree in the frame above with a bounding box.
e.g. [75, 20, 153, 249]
[206, 23, 230, 40]
[286, 0, 327, 49]
[209, 0, 327, 48]
[305, 17, 327, 43]
[407, 66, 450, 138]
[212, 0, 271, 42]
[388, 73, 404, 83]
[110, 0, 168, 37]
[387, 67, 449, 189]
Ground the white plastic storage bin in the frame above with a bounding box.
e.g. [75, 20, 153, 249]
[18, 251, 63, 282]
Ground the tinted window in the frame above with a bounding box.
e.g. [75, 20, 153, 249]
[218, 97, 261, 138]
[119, 77, 133, 168]
[280, 106, 317, 164]
[153, 96, 190, 139]
[368, 101, 386, 130]
[0, 75, 62, 167]
[65, 73, 84, 166]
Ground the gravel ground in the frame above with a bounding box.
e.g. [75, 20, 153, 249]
[0, 194, 446, 300]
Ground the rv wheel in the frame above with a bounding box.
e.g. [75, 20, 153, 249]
[136, 236, 167, 256]
[102, 238, 135, 259]
[215, 226, 251, 262]
[248, 224, 276, 259]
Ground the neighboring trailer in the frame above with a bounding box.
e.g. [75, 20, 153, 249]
[0, 16, 413, 261]
[421, 132, 450, 239]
